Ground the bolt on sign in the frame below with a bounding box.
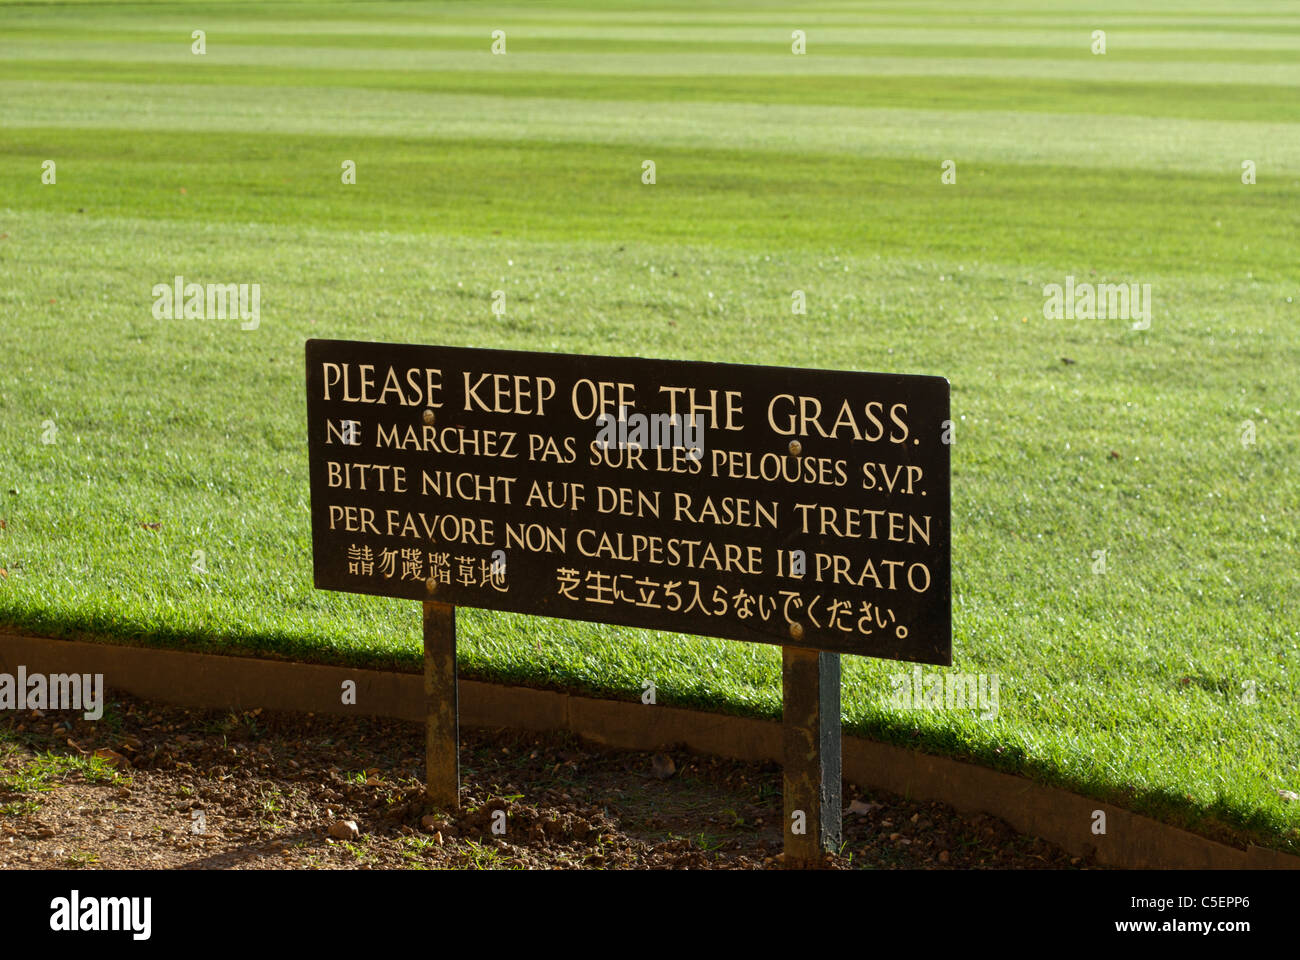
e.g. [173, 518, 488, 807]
[306, 340, 950, 664]
[306, 338, 950, 868]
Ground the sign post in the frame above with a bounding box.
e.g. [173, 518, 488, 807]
[782, 647, 841, 867]
[305, 339, 950, 866]
[422, 599, 459, 809]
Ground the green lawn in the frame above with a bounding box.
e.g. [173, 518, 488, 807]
[1, 0, 1297, 853]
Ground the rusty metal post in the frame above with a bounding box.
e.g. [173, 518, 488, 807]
[782, 646, 841, 868]
[423, 600, 459, 810]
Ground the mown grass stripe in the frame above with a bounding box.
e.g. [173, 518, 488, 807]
[0, 126, 1293, 278]
[4, 83, 1299, 177]
[4, 39, 1300, 85]
[6, 60, 1299, 125]
[8, 21, 1300, 54]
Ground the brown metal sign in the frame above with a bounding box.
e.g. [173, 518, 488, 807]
[306, 339, 951, 664]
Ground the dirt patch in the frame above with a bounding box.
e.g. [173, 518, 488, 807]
[0, 692, 1096, 870]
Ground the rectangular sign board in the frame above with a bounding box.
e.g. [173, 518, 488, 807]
[306, 339, 950, 664]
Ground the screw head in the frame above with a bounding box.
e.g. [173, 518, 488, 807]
[789, 622, 804, 640]
[425, 576, 437, 593]
[788, 439, 802, 457]
[422, 409, 436, 426]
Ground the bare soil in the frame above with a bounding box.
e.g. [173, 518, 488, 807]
[0, 692, 1095, 870]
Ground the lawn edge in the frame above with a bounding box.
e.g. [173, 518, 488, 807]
[2, 629, 1295, 870]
